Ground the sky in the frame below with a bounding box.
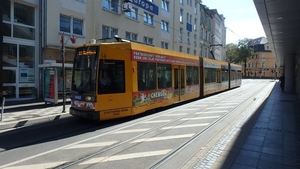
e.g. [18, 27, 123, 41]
[202, 0, 266, 44]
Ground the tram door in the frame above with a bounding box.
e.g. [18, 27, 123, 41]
[172, 65, 185, 102]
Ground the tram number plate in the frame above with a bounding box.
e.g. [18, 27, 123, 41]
[103, 109, 128, 116]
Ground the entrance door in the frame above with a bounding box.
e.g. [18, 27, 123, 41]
[3, 67, 17, 99]
[172, 65, 185, 102]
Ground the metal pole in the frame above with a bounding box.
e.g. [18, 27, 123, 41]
[61, 34, 66, 113]
[1, 97, 5, 122]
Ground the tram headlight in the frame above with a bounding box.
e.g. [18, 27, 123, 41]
[85, 96, 95, 102]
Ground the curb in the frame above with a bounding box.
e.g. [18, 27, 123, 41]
[0, 113, 72, 131]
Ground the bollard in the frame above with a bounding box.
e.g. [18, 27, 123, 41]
[1, 97, 5, 122]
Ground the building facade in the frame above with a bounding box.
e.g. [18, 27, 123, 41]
[245, 37, 277, 79]
[2, 0, 227, 101]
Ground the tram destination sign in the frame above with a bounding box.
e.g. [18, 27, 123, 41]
[131, 50, 199, 66]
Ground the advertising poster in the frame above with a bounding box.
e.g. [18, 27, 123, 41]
[19, 68, 35, 82]
[44, 69, 57, 103]
[132, 88, 173, 107]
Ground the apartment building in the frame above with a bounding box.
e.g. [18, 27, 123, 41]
[245, 37, 277, 79]
[2, 0, 227, 101]
[209, 9, 226, 61]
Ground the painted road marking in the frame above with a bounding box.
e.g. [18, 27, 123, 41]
[111, 129, 150, 134]
[195, 111, 227, 114]
[161, 123, 209, 130]
[64, 141, 118, 149]
[142, 120, 171, 123]
[162, 113, 187, 116]
[79, 149, 172, 164]
[181, 116, 220, 121]
[4, 162, 68, 169]
[131, 134, 195, 143]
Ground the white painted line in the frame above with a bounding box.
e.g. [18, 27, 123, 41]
[79, 149, 172, 164]
[195, 111, 227, 114]
[4, 162, 68, 169]
[142, 120, 171, 123]
[131, 134, 195, 143]
[181, 116, 220, 121]
[161, 123, 209, 130]
[64, 141, 118, 149]
[162, 113, 187, 116]
[112, 129, 150, 134]
[181, 108, 199, 110]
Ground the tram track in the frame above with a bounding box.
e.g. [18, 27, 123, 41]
[0, 80, 272, 169]
[53, 81, 269, 169]
[149, 81, 274, 169]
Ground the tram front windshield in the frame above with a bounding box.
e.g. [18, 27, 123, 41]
[71, 46, 99, 94]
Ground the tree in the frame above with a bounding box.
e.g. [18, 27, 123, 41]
[236, 38, 254, 77]
[225, 43, 238, 63]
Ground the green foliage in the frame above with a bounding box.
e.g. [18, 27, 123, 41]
[225, 43, 238, 63]
[237, 38, 254, 76]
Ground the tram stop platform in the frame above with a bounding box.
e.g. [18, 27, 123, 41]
[188, 82, 300, 169]
[0, 82, 299, 168]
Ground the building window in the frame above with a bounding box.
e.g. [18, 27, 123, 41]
[73, 18, 83, 35]
[262, 61, 266, 68]
[161, 20, 169, 32]
[200, 27, 203, 39]
[186, 13, 189, 23]
[194, 19, 197, 30]
[194, 34, 197, 47]
[200, 46, 203, 57]
[3, 2, 36, 40]
[194, 2, 197, 14]
[180, 9, 183, 23]
[125, 7, 138, 20]
[161, 0, 169, 11]
[187, 32, 190, 44]
[125, 31, 138, 41]
[60, 15, 83, 35]
[161, 42, 168, 49]
[180, 0, 183, 4]
[102, 0, 119, 13]
[102, 25, 118, 38]
[194, 50, 197, 55]
[187, 48, 190, 54]
[179, 28, 183, 42]
[144, 12, 154, 26]
[179, 46, 183, 52]
[143, 36, 153, 45]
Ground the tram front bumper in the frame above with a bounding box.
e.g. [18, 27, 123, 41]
[69, 107, 100, 120]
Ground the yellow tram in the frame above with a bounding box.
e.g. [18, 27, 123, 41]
[69, 38, 241, 121]
[70, 39, 200, 121]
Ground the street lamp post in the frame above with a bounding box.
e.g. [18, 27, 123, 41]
[60, 34, 66, 113]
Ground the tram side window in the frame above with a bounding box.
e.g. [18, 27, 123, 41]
[98, 59, 125, 94]
[138, 62, 157, 91]
[186, 66, 193, 85]
[222, 70, 228, 81]
[193, 66, 199, 84]
[158, 64, 172, 89]
[231, 71, 235, 80]
[205, 68, 216, 83]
